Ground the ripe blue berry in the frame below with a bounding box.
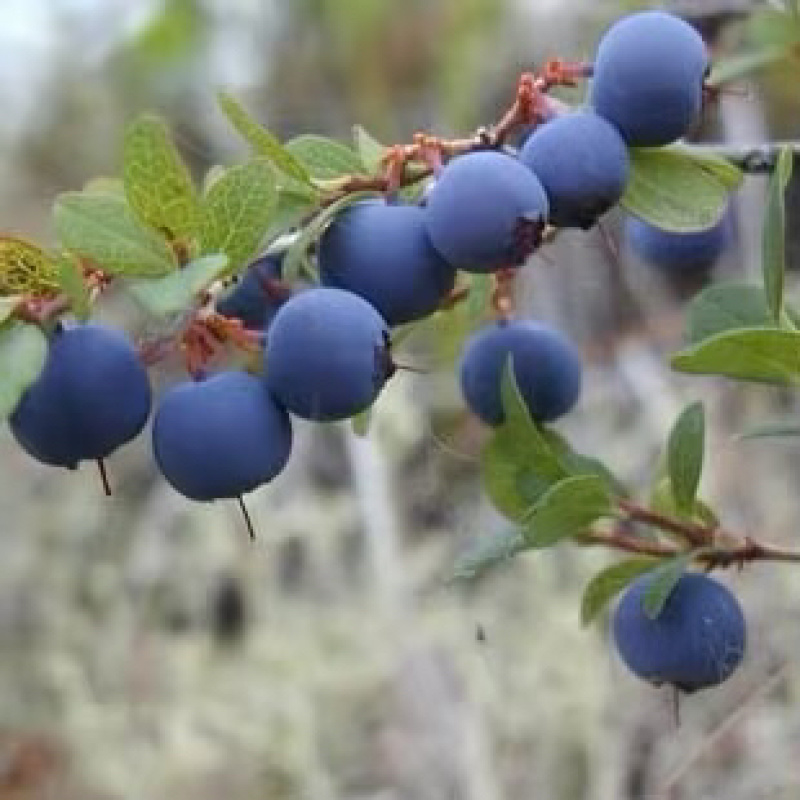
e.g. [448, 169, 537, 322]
[152, 371, 292, 501]
[590, 11, 709, 146]
[459, 320, 581, 425]
[10, 323, 151, 468]
[625, 213, 731, 273]
[318, 201, 456, 325]
[519, 111, 630, 229]
[424, 151, 549, 272]
[216, 254, 287, 330]
[265, 287, 391, 421]
[613, 571, 746, 693]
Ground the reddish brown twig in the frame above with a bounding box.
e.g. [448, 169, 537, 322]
[322, 61, 589, 205]
[576, 499, 800, 569]
[618, 499, 711, 548]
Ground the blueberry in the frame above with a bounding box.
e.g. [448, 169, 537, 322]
[152, 371, 292, 501]
[424, 151, 549, 272]
[318, 200, 456, 325]
[10, 322, 152, 468]
[216, 254, 287, 330]
[264, 287, 392, 421]
[613, 571, 746, 692]
[625, 213, 731, 273]
[519, 111, 630, 229]
[459, 320, 581, 425]
[590, 11, 709, 146]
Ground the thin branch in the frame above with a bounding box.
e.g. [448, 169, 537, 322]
[617, 499, 711, 547]
[579, 522, 800, 567]
[685, 141, 800, 173]
[321, 61, 590, 205]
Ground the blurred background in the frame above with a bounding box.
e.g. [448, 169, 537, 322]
[1, 1, 800, 798]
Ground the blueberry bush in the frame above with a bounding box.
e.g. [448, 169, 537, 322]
[2, 4, 800, 714]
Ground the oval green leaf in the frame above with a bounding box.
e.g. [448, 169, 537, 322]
[622, 146, 742, 233]
[200, 158, 278, 273]
[522, 475, 612, 548]
[667, 402, 705, 516]
[216, 91, 313, 193]
[0, 322, 48, 421]
[123, 114, 201, 241]
[286, 135, 366, 180]
[671, 327, 800, 385]
[762, 145, 794, 323]
[128, 253, 229, 317]
[685, 281, 775, 344]
[54, 192, 177, 277]
[450, 528, 527, 582]
[580, 557, 663, 626]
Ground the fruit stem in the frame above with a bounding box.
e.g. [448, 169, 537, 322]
[96, 458, 112, 497]
[236, 495, 256, 541]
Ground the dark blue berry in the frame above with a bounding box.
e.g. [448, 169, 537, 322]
[152, 371, 292, 501]
[613, 571, 746, 692]
[520, 111, 630, 229]
[590, 11, 709, 146]
[459, 320, 581, 425]
[625, 213, 731, 273]
[265, 287, 391, 421]
[318, 201, 456, 325]
[10, 323, 151, 468]
[216, 254, 287, 330]
[424, 151, 549, 272]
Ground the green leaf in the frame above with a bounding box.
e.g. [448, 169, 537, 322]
[353, 124, 387, 174]
[649, 476, 718, 527]
[580, 557, 663, 626]
[466, 274, 491, 324]
[671, 327, 800, 385]
[708, 46, 795, 86]
[450, 528, 527, 581]
[0, 237, 60, 296]
[522, 475, 613, 548]
[671, 144, 744, 192]
[0, 322, 48, 420]
[642, 555, 693, 619]
[763, 146, 794, 324]
[54, 192, 176, 277]
[351, 407, 372, 437]
[122, 114, 201, 241]
[685, 282, 775, 344]
[621, 146, 742, 233]
[0, 296, 20, 327]
[56, 255, 90, 321]
[128, 254, 229, 317]
[541, 428, 628, 498]
[261, 189, 318, 248]
[750, 6, 800, 46]
[481, 363, 569, 521]
[736, 420, 800, 440]
[216, 92, 313, 191]
[200, 159, 278, 273]
[83, 176, 125, 196]
[286, 135, 366, 181]
[282, 191, 377, 281]
[667, 402, 705, 516]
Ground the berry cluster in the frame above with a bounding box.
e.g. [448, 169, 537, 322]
[8, 11, 708, 500]
[5, 10, 754, 692]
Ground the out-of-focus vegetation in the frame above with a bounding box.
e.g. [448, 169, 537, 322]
[1, 1, 800, 799]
